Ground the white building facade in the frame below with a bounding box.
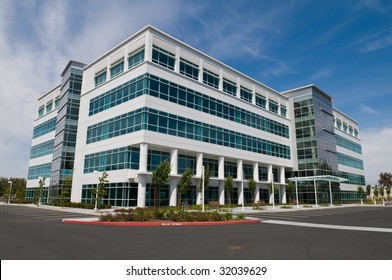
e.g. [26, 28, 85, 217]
[26, 26, 365, 207]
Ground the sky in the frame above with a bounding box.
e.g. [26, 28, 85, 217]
[0, 0, 391, 184]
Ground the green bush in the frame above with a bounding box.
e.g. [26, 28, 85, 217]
[99, 208, 243, 222]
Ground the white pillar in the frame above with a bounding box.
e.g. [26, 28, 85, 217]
[144, 31, 153, 62]
[219, 68, 223, 91]
[218, 156, 224, 179]
[254, 162, 259, 203]
[236, 77, 241, 99]
[237, 159, 243, 205]
[170, 148, 178, 176]
[252, 85, 256, 105]
[314, 179, 318, 207]
[280, 166, 286, 204]
[268, 164, 273, 204]
[218, 156, 225, 205]
[139, 143, 148, 173]
[137, 175, 146, 208]
[219, 180, 225, 205]
[198, 59, 204, 83]
[169, 149, 178, 207]
[196, 152, 203, 177]
[196, 178, 202, 205]
[169, 178, 178, 207]
[174, 46, 180, 73]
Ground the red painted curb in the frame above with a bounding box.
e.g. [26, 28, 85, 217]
[63, 219, 260, 227]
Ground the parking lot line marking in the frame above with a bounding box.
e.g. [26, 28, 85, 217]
[262, 220, 392, 233]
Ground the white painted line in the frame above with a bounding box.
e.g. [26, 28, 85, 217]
[262, 220, 392, 233]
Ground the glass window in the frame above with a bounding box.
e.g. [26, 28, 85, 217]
[38, 106, 44, 117]
[152, 45, 175, 70]
[281, 105, 287, 118]
[255, 94, 266, 109]
[203, 69, 219, 89]
[180, 58, 199, 80]
[55, 97, 60, 108]
[223, 78, 237, 96]
[128, 47, 145, 69]
[240, 87, 252, 103]
[269, 100, 278, 114]
[46, 102, 53, 113]
[95, 70, 106, 86]
[110, 60, 124, 79]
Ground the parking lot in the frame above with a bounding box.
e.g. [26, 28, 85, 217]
[1, 203, 391, 260]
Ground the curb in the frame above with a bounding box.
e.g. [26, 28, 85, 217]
[62, 219, 260, 227]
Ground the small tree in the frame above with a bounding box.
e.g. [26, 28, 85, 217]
[151, 160, 171, 209]
[224, 176, 233, 205]
[59, 176, 72, 207]
[177, 167, 192, 208]
[386, 187, 391, 201]
[248, 178, 257, 204]
[35, 177, 46, 206]
[286, 181, 294, 204]
[92, 171, 109, 210]
[366, 184, 371, 200]
[198, 165, 211, 204]
[379, 186, 385, 200]
[373, 187, 379, 201]
[357, 186, 364, 204]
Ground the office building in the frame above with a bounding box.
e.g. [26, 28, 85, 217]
[26, 26, 365, 207]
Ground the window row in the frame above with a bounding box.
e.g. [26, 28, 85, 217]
[38, 98, 59, 118]
[339, 171, 366, 185]
[335, 120, 359, 139]
[89, 74, 289, 138]
[337, 153, 364, 170]
[150, 46, 287, 117]
[86, 107, 291, 159]
[94, 47, 145, 87]
[335, 135, 362, 154]
[84, 146, 140, 173]
[30, 140, 54, 159]
[27, 163, 52, 180]
[32, 117, 57, 139]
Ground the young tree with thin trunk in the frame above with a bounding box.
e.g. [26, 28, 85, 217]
[357, 186, 364, 204]
[59, 175, 72, 208]
[198, 165, 211, 204]
[177, 167, 192, 208]
[224, 176, 233, 205]
[92, 171, 109, 209]
[151, 160, 171, 208]
[248, 178, 257, 204]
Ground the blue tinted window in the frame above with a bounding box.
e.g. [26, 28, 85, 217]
[180, 58, 199, 80]
[223, 78, 236, 96]
[152, 45, 175, 70]
[203, 69, 219, 89]
[128, 47, 145, 69]
[95, 70, 106, 86]
[110, 61, 124, 78]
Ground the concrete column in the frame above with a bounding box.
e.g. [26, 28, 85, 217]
[139, 143, 148, 173]
[169, 178, 178, 207]
[268, 164, 273, 204]
[236, 77, 241, 99]
[196, 152, 203, 177]
[237, 159, 243, 205]
[137, 175, 146, 208]
[198, 59, 204, 83]
[254, 162, 259, 203]
[219, 68, 223, 91]
[280, 166, 287, 204]
[252, 85, 256, 105]
[277, 98, 281, 116]
[170, 148, 178, 176]
[219, 180, 225, 205]
[265, 93, 270, 111]
[174, 46, 180, 73]
[144, 31, 153, 62]
[196, 178, 202, 205]
[218, 156, 224, 179]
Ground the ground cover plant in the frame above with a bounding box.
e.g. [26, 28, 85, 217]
[99, 207, 245, 222]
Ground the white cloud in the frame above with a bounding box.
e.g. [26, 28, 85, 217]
[359, 105, 380, 115]
[361, 127, 392, 184]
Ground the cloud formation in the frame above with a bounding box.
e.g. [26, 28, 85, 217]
[361, 127, 392, 184]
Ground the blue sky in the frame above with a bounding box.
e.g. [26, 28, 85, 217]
[0, 0, 391, 184]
